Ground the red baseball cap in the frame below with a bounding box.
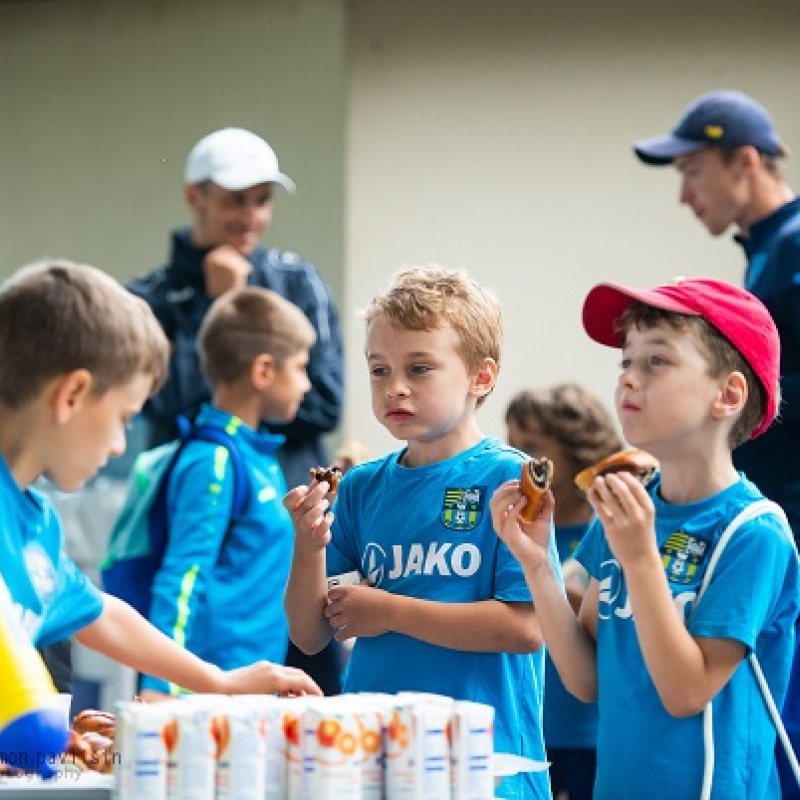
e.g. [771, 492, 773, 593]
[582, 278, 780, 438]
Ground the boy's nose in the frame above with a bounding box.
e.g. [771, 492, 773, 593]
[386, 379, 410, 398]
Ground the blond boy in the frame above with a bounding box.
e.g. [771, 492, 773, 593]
[285, 266, 558, 800]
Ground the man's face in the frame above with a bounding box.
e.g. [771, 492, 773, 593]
[186, 181, 274, 255]
[674, 148, 750, 237]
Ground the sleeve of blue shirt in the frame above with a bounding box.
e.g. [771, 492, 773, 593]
[31, 495, 104, 647]
[688, 515, 797, 650]
[36, 554, 104, 647]
[141, 441, 234, 693]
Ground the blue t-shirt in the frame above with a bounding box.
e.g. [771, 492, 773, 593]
[543, 523, 598, 749]
[575, 475, 800, 799]
[0, 453, 103, 647]
[141, 406, 293, 693]
[327, 437, 559, 800]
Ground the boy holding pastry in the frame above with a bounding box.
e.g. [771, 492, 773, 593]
[491, 277, 799, 798]
[285, 265, 559, 799]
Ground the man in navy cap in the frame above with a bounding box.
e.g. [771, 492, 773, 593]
[635, 90, 800, 798]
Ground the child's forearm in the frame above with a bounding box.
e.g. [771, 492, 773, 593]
[284, 547, 333, 655]
[75, 595, 226, 693]
[378, 596, 541, 653]
[523, 559, 599, 702]
[623, 553, 744, 716]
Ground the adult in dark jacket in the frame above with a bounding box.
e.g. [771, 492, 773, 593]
[634, 89, 800, 799]
[128, 127, 345, 694]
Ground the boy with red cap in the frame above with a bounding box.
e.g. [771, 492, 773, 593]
[491, 277, 800, 798]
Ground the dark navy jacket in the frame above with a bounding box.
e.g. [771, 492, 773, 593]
[734, 198, 800, 541]
[128, 228, 344, 491]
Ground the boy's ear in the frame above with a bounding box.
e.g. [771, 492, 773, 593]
[471, 357, 499, 399]
[52, 369, 94, 424]
[250, 353, 276, 389]
[713, 371, 747, 422]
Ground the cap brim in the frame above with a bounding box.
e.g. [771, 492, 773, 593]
[633, 134, 706, 166]
[213, 169, 296, 193]
[582, 283, 697, 346]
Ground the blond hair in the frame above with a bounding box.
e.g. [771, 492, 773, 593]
[198, 286, 316, 387]
[364, 265, 502, 384]
[0, 260, 169, 409]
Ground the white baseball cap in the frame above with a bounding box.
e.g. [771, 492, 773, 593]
[184, 127, 296, 192]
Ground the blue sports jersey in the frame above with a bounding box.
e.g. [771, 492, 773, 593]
[575, 475, 800, 799]
[0, 452, 103, 647]
[327, 437, 559, 800]
[141, 406, 293, 693]
[543, 523, 598, 749]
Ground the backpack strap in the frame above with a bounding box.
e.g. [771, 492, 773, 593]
[693, 499, 799, 799]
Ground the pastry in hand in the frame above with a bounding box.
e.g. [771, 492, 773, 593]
[574, 449, 659, 493]
[519, 457, 554, 523]
[310, 465, 343, 493]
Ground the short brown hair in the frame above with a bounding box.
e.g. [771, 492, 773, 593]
[505, 383, 623, 473]
[0, 260, 169, 409]
[363, 266, 502, 404]
[198, 287, 316, 387]
[618, 303, 770, 447]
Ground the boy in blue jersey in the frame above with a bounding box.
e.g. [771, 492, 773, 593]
[140, 285, 317, 699]
[492, 277, 800, 799]
[0, 260, 320, 711]
[505, 383, 622, 800]
[284, 266, 559, 800]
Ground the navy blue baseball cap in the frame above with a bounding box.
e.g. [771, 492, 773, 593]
[634, 90, 786, 166]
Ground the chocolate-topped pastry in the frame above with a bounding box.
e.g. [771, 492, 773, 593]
[309, 465, 343, 492]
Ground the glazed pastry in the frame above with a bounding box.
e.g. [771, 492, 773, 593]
[574, 449, 659, 493]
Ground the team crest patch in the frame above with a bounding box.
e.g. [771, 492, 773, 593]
[440, 486, 486, 531]
[660, 530, 709, 585]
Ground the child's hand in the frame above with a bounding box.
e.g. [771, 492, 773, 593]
[490, 480, 554, 571]
[587, 472, 656, 565]
[283, 482, 334, 552]
[221, 662, 323, 697]
[324, 585, 388, 641]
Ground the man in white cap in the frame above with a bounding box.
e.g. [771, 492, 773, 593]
[127, 127, 345, 694]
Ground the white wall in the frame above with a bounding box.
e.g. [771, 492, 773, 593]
[2, 0, 799, 464]
[0, 0, 347, 301]
[346, 0, 800, 460]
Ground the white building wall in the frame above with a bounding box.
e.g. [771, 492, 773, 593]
[346, 0, 800, 457]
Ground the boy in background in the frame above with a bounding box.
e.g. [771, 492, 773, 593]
[505, 383, 622, 800]
[0, 260, 320, 704]
[284, 266, 558, 800]
[492, 277, 799, 798]
[140, 286, 316, 699]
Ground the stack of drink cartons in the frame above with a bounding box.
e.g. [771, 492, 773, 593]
[113, 691, 495, 800]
